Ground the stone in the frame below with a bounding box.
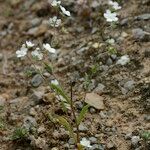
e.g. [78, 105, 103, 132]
[131, 136, 140, 146]
[89, 107, 96, 113]
[136, 14, 150, 20]
[68, 138, 75, 145]
[75, 101, 84, 110]
[94, 83, 105, 94]
[120, 18, 129, 26]
[30, 18, 41, 27]
[27, 24, 48, 37]
[106, 58, 113, 66]
[132, 28, 150, 41]
[111, 54, 117, 60]
[89, 137, 97, 143]
[31, 74, 43, 87]
[124, 80, 135, 91]
[79, 123, 88, 132]
[85, 93, 105, 110]
[30, 87, 45, 104]
[23, 116, 37, 129]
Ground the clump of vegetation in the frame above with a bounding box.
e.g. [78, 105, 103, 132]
[141, 131, 150, 150]
[11, 127, 29, 141]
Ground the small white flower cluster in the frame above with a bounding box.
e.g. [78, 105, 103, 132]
[109, 0, 121, 10]
[50, 0, 71, 16]
[104, 9, 118, 22]
[49, 0, 71, 27]
[16, 41, 56, 60]
[104, 0, 121, 22]
[49, 16, 61, 27]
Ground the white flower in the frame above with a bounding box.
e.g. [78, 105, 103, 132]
[51, 79, 59, 85]
[104, 9, 118, 22]
[51, 0, 61, 7]
[26, 41, 34, 48]
[31, 48, 43, 60]
[80, 138, 92, 148]
[43, 43, 56, 54]
[116, 55, 130, 65]
[107, 38, 115, 44]
[16, 44, 28, 58]
[60, 5, 71, 16]
[109, 0, 121, 10]
[49, 16, 61, 27]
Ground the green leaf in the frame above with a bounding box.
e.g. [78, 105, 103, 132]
[44, 63, 53, 74]
[11, 127, 28, 140]
[50, 83, 70, 104]
[60, 101, 68, 112]
[141, 131, 150, 140]
[57, 116, 77, 143]
[77, 104, 89, 125]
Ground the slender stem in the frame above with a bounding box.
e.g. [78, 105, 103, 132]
[27, 55, 46, 81]
[70, 82, 80, 147]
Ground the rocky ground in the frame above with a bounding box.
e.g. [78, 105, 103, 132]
[0, 0, 150, 150]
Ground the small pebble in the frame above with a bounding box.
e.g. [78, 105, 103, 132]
[31, 74, 43, 87]
[131, 136, 140, 146]
[68, 138, 75, 145]
[79, 123, 88, 132]
[89, 137, 97, 143]
[90, 107, 96, 113]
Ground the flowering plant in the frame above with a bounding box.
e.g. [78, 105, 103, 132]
[16, 1, 89, 149]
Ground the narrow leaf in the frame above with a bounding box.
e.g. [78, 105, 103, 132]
[60, 101, 68, 112]
[57, 116, 77, 143]
[77, 104, 89, 125]
[44, 63, 53, 74]
[50, 83, 70, 104]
